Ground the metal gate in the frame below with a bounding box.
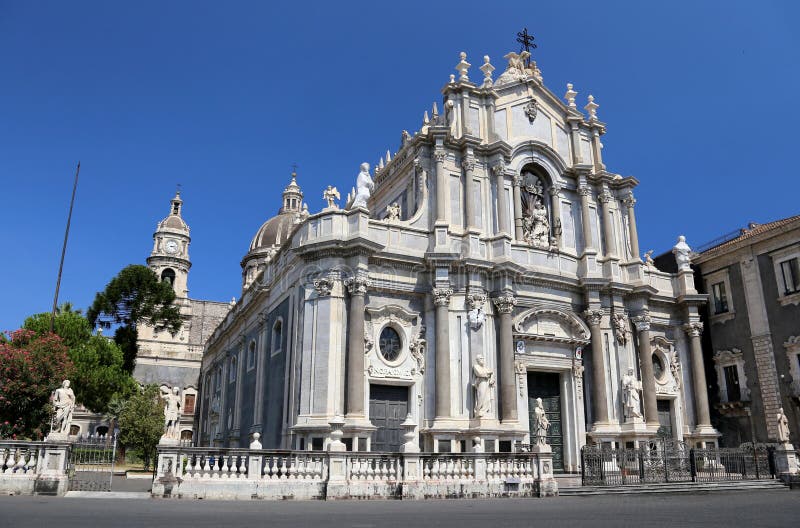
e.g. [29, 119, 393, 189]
[67, 435, 117, 491]
[581, 438, 775, 486]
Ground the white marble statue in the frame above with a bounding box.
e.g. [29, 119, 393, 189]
[386, 202, 401, 222]
[524, 197, 550, 248]
[612, 312, 629, 346]
[472, 355, 495, 418]
[323, 186, 340, 209]
[622, 368, 643, 421]
[673, 235, 692, 271]
[351, 162, 374, 209]
[161, 386, 182, 440]
[51, 380, 76, 435]
[778, 407, 791, 443]
[250, 432, 263, 450]
[532, 398, 550, 446]
[643, 250, 656, 269]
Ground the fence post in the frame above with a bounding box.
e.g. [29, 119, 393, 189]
[689, 448, 696, 482]
[663, 441, 669, 483]
[580, 447, 585, 486]
[638, 447, 644, 482]
[754, 447, 760, 480]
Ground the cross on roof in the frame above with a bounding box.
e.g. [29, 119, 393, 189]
[291, 163, 298, 177]
[516, 28, 537, 65]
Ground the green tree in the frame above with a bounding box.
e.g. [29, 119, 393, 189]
[117, 385, 164, 470]
[87, 264, 183, 372]
[24, 309, 136, 414]
[0, 330, 74, 439]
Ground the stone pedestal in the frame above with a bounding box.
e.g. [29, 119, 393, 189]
[34, 442, 70, 496]
[531, 446, 558, 497]
[775, 443, 799, 476]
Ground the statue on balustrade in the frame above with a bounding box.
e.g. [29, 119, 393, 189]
[160, 386, 182, 441]
[351, 163, 374, 210]
[532, 398, 550, 446]
[51, 380, 76, 435]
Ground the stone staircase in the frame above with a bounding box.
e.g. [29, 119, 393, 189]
[559, 479, 789, 496]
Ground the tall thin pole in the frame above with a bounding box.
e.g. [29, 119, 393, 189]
[50, 162, 81, 332]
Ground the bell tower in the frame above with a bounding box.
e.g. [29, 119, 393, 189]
[147, 190, 192, 299]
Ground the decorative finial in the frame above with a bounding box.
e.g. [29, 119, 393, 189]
[386, 149, 392, 163]
[565, 83, 577, 108]
[516, 28, 537, 67]
[455, 51, 471, 82]
[480, 55, 495, 88]
[585, 95, 599, 120]
[423, 110, 430, 124]
[449, 74, 456, 84]
[379, 156, 385, 170]
[432, 101, 439, 117]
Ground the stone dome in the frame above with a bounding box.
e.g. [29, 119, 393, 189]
[248, 212, 297, 252]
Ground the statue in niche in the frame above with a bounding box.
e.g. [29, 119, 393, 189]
[351, 163, 374, 210]
[777, 408, 791, 444]
[612, 312, 629, 346]
[621, 368, 643, 421]
[51, 380, 76, 435]
[532, 398, 550, 446]
[472, 355, 495, 418]
[520, 172, 551, 248]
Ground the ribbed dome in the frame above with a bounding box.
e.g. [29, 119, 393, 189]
[160, 215, 188, 231]
[248, 212, 297, 252]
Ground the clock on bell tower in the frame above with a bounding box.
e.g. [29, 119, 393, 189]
[146, 190, 192, 300]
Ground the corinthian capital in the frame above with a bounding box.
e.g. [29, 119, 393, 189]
[344, 276, 371, 296]
[492, 294, 517, 314]
[548, 183, 563, 197]
[624, 191, 636, 208]
[313, 276, 335, 296]
[583, 309, 604, 326]
[433, 149, 446, 163]
[683, 321, 704, 337]
[578, 185, 591, 197]
[491, 162, 506, 177]
[463, 157, 476, 172]
[598, 190, 613, 204]
[432, 287, 453, 307]
[632, 313, 651, 332]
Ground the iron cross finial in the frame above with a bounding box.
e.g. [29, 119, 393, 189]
[516, 28, 537, 65]
[291, 163, 298, 176]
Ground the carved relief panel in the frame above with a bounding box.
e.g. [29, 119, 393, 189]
[365, 304, 424, 381]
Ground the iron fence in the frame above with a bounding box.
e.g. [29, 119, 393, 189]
[581, 439, 775, 486]
[67, 435, 117, 492]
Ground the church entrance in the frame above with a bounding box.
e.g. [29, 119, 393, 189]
[527, 371, 564, 471]
[369, 384, 408, 452]
[657, 399, 673, 437]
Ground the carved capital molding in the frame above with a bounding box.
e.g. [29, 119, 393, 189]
[512, 175, 523, 187]
[492, 294, 517, 314]
[583, 309, 604, 327]
[433, 150, 446, 163]
[684, 321, 704, 337]
[491, 162, 506, 177]
[578, 185, 591, 197]
[344, 276, 372, 296]
[632, 313, 651, 333]
[624, 192, 636, 208]
[463, 157, 476, 172]
[256, 312, 266, 328]
[548, 183, 562, 197]
[432, 287, 453, 307]
[466, 293, 487, 310]
[313, 276, 336, 296]
[598, 190, 613, 204]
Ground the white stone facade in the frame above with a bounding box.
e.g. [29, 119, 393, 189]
[197, 50, 717, 471]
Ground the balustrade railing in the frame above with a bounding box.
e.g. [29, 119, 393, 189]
[0, 442, 42, 475]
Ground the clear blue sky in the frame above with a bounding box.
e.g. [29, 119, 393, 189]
[1, 1, 798, 330]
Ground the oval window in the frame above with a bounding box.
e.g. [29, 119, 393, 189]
[379, 327, 402, 362]
[652, 354, 665, 380]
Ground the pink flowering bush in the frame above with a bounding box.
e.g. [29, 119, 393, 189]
[0, 329, 74, 439]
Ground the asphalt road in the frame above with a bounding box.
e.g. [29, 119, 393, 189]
[0, 489, 797, 528]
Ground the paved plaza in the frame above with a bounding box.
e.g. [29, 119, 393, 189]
[0, 489, 797, 528]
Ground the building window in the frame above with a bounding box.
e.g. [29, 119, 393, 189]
[713, 349, 749, 403]
[652, 354, 665, 380]
[711, 282, 729, 314]
[229, 356, 237, 382]
[780, 258, 800, 295]
[247, 340, 257, 371]
[180, 430, 193, 442]
[184, 394, 196, 415]
[378, 326, 402, 362]
[271, 320, 283, 356]
[723, 365, 741, 402]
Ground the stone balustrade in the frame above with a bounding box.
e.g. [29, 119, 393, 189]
[153, 446, 557, 500]
[0, 440, 69, 496]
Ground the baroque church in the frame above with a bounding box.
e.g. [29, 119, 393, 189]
[193, 49, 719, 472]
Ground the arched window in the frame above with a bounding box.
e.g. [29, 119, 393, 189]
[271, 319, 283, 356]
[180, 430, 193, 442]
[161, 268, 176, 286]
[96, 426, 109, 437]
[247, 340, 257, 370]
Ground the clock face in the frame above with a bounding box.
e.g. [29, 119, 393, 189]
[164, 239, 179, 254]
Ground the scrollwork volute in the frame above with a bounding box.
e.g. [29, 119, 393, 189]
[313, 276, 335, 296]
[632, 313, 651, 333]
[598, 190, 613, 204]
[578, 185, 591, 197]
[491, 162, 506, 177]
[463, 157, 476, 172]
[624, 191, 636, 208]
[432, 287, 453, 307]
[583, 309, 603, 327]
[433, 150, 446, 163]
[409, 326, 426, 374]
[492, 294, 517, 314]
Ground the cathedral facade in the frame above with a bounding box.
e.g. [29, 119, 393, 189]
[195, 50, 717, 471]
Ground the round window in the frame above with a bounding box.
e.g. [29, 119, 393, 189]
[652, 354, 665, 380]
[379, 326, 402, 362]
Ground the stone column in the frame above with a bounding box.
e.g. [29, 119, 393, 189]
[578, 184, 594, 253]
[598, 189, 616, 258]
[252, 312, 267, 427]
[433, 287, 453, 418]
[632, 313, 659, 426]
[549, 184, 563, 250]
[624, 192, 640, 261]
[493, 294, 518, 422]
[344, 276, 371, 418]
[464, 156, 477, 231]
[434, 148, 447, 224]
[493, 163, 510, 235]
[512, 175, 524, 241]
[685, 322, 712, 427]
[584, 309, 609, 425]
[569, 122, 583, 165]
[232, 337, 246, 439]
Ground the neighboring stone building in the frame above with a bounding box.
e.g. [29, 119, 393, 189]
[196, 49, 718, 472]
[133, 192, 230, 442]
[693, 216, 800, 446]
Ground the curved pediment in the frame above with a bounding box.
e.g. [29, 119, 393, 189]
[513, 308, 590, 344]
